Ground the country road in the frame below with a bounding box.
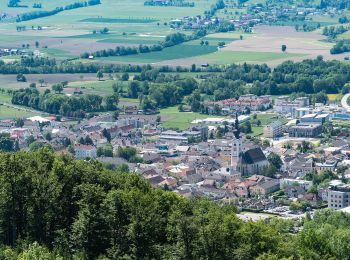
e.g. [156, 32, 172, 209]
[341, 93, 350, 112]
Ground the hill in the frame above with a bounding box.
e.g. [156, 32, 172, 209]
[0, 149, 348, 258]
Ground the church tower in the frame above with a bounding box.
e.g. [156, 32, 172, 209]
[231, 113, 242, 167]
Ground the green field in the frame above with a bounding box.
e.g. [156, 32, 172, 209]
[200, 51, 306, 64]
[160, 106, 223, 130]
[0, 94, 11, 103]
[41, 48, 76, 59]
[0, 105, 41, 119]
[80, 18, 159, 23]
[98, 43, 218, 63]
[250, 113, 288, 136]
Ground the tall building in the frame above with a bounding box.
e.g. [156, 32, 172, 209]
[328, 184, 350, 209]
[263, 121, 283, 138]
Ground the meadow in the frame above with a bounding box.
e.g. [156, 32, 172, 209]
[0, 105, 40, 119]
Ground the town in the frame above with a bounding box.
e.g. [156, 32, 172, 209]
[2, 90, 350, 220]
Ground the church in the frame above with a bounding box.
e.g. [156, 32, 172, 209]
[230, 114, 269, 177]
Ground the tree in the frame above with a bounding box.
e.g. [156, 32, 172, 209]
[281, 44, 287, 52]
[102, 128, 111, 143]
[15, 118, 24, 128]
[261, 164, 277, 177]
[44, 132, 52, 141]
[121, 72, 129, 81]
[52, 84, 63, 94]
[38, 79, 45, 87]
[128, 81, 140, 98]
[205, 40, 209, 46]
[267, 153, 283, 170]
[16, 74, 26, 82]
[97, 70, 104, 81]
[0, 133, 15, 152]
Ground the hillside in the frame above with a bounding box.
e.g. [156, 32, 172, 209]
[0, 149, 347, 258]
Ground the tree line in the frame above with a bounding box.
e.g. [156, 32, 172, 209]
[0, 56, 194, 74]
[330, 40, 350, 54]
[16, 0, 101, 22]
[11, 88, 118, 118]
[81, 30, 207, 59]
[119, 57, 350, 111]
[144, 0, 195, 7]
[0, 149, 349, 258]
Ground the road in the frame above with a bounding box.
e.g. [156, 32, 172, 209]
[341, 93, 350, 112]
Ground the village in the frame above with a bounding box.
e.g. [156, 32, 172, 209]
[2, 91, 350, 219]
[170, 1, 343, 32]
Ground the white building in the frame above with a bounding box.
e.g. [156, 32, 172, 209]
[263, 121, 283, 138]
[74, 144, 97, 159]
[328, 183, 350, 209]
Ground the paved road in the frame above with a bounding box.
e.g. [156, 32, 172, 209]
[341, 93, 350, 112]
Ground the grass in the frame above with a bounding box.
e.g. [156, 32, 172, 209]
[98, 37, 163, 44]
[327, 93, 342, 101]
[160, 106, 223, 130]
[255, 113, 288, 125]
[200, 51, 306, 64]
[97, 43, 218, 63]
[0, 105, 40, 119]
[80, 18, 159, 23]
[68, 80, 118, 95]
[41, 48, 76, 59]
[120, 97, 139, 104]
[250, 113, 288, 136]
[251, 126, 264, 136]
[0, 93, 11, 103]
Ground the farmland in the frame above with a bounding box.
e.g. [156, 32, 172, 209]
[0, 0, 345, 66]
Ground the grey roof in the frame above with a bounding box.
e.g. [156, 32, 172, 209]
[241, 148, 267, 164]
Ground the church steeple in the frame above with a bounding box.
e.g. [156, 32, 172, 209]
[234, 112, 240, 140]
[231, 112, 242, 169]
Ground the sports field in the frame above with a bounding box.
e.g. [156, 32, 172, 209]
[160, 106, 224, 130]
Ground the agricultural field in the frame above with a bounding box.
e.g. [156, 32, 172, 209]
[0, 0, 216, 60]
[0, 0, 345, 66]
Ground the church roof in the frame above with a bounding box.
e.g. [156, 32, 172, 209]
[241, 148, 267, 164]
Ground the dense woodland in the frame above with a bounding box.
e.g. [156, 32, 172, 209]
[0, 150, 347, 258]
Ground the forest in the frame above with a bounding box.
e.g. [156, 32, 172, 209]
[0, 149, 348, 259]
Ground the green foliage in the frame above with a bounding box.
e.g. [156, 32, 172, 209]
[0, 151, 348, 258]
[0, 134, 15, 152]
[267, 153, 283, 170]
